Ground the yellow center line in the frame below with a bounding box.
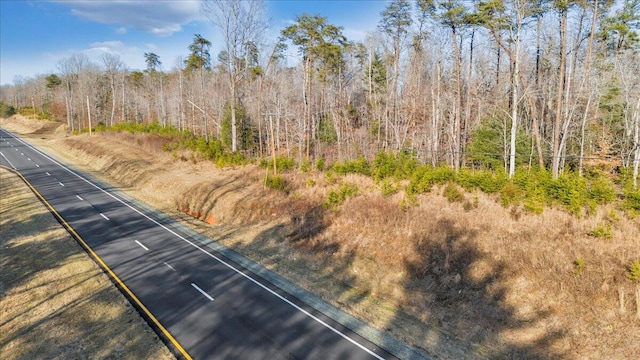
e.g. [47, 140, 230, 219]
[1, 164, 193, 360]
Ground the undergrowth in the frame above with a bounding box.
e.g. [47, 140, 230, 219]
[91, 123, 639, 216]
[324, 183, 359, 210]
[264, 174, 287, 192]
[96, 122, 247, 167]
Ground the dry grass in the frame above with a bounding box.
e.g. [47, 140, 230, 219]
[0, 168, 175, 360]
[3, 115, 639, 359]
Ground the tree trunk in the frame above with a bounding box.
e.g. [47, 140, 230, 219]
[452, 26, 462, 172]
[509, 53, 519, 178]
[633, 96, 640, 189]
[552, 7, 568, 179]
[231, 80, 237, 151]
[432, 61, 441, 166]
[87, 96, 92, 136]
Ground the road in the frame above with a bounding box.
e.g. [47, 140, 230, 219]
[0, 128, 419, 359]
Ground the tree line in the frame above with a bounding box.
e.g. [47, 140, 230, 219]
[1, 0, 639, 187]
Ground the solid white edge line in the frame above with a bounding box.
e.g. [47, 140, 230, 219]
[164, 262, 176, 271]
[76, 195, 84, 201]
[99, 213, 109, 220]
[135, 240, 149, 251]
[191, 283, 214, 301]
[0, 151, 16, 169]
[1, 129, 385, 360]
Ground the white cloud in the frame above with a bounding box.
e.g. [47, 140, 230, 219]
[115, 26, 127, 35]
[59, 0, 205, 36]
[90, 40, 125, 49]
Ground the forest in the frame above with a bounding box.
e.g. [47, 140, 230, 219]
[1, 0, 639, 187]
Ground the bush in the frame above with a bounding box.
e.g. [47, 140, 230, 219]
[110, 121, 182, 135]
[523, 198, 544, 214]
[443, 182, 464, 203]
[259, 156, 296, 172]
[573, 258, 585, 275]
[545, 174, 588, 216]
[324, 183, 358, 209]
[457, 169, 507, 193]
[407, 165, 456, 195]
[406, 166, 434, 195]
[588, 224, 611, 238]
[500, 181, 520, 207]
[332, 156, 371, 176]
[214, 151, 247, 167]
[150, 128, 247, 167]
[586, 173, 616, 205]
[300, 158, 312, 173]
[431, 166, 457, 185]
[0, 102, 16, 118]
[264, 174, 287, 192]
[628, 260, 640, 282]
[379, 179, 398, 197]
[372, 150, 418, 180]
[623, 190, 640, 212]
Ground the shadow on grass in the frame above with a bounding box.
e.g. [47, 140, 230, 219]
[240, 212, 566, 359]
[400, 218, 565, 359]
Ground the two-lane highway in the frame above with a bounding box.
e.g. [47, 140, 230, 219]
[0, 128, 421, 359]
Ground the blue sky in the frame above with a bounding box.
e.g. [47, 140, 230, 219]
[0, 0, 390, 85]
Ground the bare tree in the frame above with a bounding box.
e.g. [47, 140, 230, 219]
[476, 0, 537, 178]
[101, 53, 123, 126]
[201, 0, 267, 152]
[57, 53, 90, 131]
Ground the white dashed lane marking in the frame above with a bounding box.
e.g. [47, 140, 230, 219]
[191, 283, 214, 301]
[135, 240, 149, 251]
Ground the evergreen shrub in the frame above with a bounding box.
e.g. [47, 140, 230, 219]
[324, 183, 358, 209]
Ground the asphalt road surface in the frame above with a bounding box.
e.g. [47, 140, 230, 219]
[0, 128, 421, 360]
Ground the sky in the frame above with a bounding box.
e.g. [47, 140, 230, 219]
[0, 0, 390, 86]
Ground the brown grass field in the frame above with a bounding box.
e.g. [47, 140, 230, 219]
[1, 115, 639, 359]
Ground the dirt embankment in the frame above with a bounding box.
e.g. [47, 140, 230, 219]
[2, 115, 639, 359]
